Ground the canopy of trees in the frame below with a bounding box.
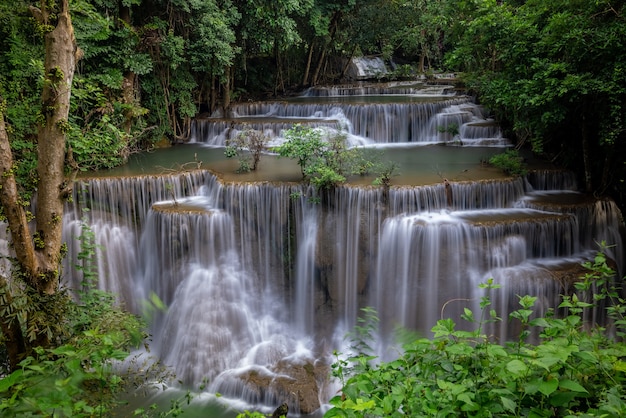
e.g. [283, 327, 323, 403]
[1, 0, 623, 205]
[449, 0, 626, 203]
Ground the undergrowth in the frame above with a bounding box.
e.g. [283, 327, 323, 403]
[327, 248, 626, 417]
[0, 217, 161, 416]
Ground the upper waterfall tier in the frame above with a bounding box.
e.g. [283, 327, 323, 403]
[189, 84, 510, 147]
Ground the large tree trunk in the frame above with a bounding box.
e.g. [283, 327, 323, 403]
[0, 110, 37, 280]
[35, 0, 77, 295]
[0, 0, 77, 367]
[0, 105, 31, 370]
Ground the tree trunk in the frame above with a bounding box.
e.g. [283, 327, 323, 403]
[581, 116, 593, 193]
[0, 0, 77, 367]
[35, 0, 77, 295]
[222, 66, 232, 117]
[312, 11, 341, 86]
[210, 74, 217, 114]
[339, 44, 358, 80]
[302, 42, 315, 87]
[274, 39, 284, 95]
[0, 106, 31, 370]
[311, 48, 326, 86]
[0, 107, 37, 280]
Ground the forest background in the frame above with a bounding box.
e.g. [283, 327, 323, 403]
[1, 0, 624, 208]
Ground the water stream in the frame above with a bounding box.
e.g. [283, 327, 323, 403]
[50, 81, 626, 415]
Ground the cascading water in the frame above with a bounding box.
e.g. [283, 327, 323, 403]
[50, 82, 626, 415]
[189, 81, 492, 147]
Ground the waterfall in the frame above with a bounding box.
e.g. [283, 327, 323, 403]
[293, 194, 319, 333]
[42, 81, 625, 415]
[53, 159, 626, 416]
[302, 82, 456, 97]
[371, 207, 584, 346]
[190, 98, 486, 146]
[349, 56, 389, 79]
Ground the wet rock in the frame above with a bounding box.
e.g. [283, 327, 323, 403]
[234, 358, 330, 415]
[271, 402, 288, 417]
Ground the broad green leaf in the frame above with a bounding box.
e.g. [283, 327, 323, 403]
[559, 379, 588, 393]
[538, 378, 558, 396]
[487, 344, 508, 358]
[506, 359, 528, 377]
[0, 369, 23, 392]
[501, 396, 516, 412]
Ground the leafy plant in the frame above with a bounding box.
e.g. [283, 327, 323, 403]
[372, 161, 399, 190]
[437, 122, 460, 140]
[489, 149, 528, 177]
[0, 219, 146, 416]
[273, 125, 328, 180]
[326, 252, 626, 417]
[274, 125, 384, 191]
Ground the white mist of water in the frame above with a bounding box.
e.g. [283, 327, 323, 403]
[294, 197, 319, 333]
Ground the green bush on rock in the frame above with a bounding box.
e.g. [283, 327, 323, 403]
[489, 149, 528, 177]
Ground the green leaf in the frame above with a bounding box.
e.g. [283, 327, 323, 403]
[506, 359, 528, 377]
[0, 369, 24, 392]
[26, 364, 44, 372]
[344, 398, 376, 411]
[558, 379, 588, 393]
[614, 360, 626, 372]
[538, 378, 558, 396]
[500, 396, 516, 412]
[487, 344, 508, 358]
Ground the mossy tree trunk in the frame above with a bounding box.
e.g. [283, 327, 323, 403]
[0, 0, 77, 369]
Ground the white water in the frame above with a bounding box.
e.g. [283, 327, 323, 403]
[3, 84, 617, 416]
[40, 156, 622, 417]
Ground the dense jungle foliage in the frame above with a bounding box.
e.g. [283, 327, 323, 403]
[0, 0, 624, 207]
[0, 0, 625, 416]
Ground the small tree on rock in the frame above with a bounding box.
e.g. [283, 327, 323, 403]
[225, 129, 269, 172]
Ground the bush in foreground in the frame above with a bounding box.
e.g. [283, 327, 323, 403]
[327, 249, 626, 417]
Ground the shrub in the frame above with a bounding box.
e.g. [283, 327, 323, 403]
[489, 149, 528, 177]
[274, 125, 389, 191]
[225, 129, 269, 172]
[326, 248, 626, 417]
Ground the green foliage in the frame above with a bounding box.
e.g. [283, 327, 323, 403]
[437, 123, 459, 138]
[326, 255, 626, 417]
[372, 161, 399, 189]
[236, 411, 267, 418]
[274, 125, 328, 179]
[0, 219, 146, 416]
[225, 129, 270, 172]
[448, 0, 626, 199]
[489, 149, 528, 177]
[274, 125, 382, 191]
[68, 113, 129, 170]
[274, 126, 400, 197]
